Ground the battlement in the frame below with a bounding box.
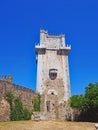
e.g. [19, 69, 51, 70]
[35, 30, 71, 53]
[1, 75, 13, 83]
[40, 29, 65, 38]
[0, 75, 35, 93]
[40, 30, 66, 49]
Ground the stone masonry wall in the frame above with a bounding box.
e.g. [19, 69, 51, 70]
[0, 98, 10, 121]
[0, 76, 37, 121]
[0, 76, 36, 111]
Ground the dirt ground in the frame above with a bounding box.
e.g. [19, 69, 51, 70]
[0, 120, 96, 130]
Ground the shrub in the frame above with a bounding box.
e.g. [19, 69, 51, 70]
[32, 94, 40, 112]
[6, 92, 14, 110]
[6, 92, 32, 121]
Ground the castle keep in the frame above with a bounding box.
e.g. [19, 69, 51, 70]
[0, 29, 71, 121]
[35, 30, 71, 120]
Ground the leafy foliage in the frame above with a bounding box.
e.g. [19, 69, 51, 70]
[32, 94, 40, 112]
[67, 83, 98, 122]
[6, 92, 32, 121]
[10, 97, 24, 120]
[85, 83, 98, 108]
[69, 95, 87, 109]
[69, 83, 98, 109]
[6, 92, 14, 109]
[23, 107, 32, 120]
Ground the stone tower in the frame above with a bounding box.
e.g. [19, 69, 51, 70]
[35, 30, 71, 120]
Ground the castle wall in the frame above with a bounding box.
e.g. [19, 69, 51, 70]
[0, 98, 10, 121]
[0, 80, 36, 110]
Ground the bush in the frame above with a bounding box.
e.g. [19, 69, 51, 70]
[6, 92, 32, 121]
[69, 82, 98, 110]
[10, 97, 24, 121]
[32, 94, 40, 112]
[85, 83, 98, 108]
[69, 83, 98, 122]
[23, 107, 32, 120]
[69, 95, 87, 109]
[6, 92, 14, 110]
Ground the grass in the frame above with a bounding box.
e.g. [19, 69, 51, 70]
[0, 120, 96, 130]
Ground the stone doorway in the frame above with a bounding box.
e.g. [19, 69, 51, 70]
[46, 94, 58, 119]
[46, 101, 50, 112]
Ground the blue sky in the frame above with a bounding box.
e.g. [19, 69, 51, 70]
[0, 0, 98, 95]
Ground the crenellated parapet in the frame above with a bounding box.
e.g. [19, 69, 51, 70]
[1, 75, 7, 81]
[7, 75, 13, 83]
[1, 75, 13, 83]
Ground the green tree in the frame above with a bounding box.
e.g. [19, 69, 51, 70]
[6, 92, 14, 110]
[69, 95, 88, 109]
[23, 107, 32, 120]
[10, 97, 24, 121]
[69, 82, 98, 109]
[6, 92, 32, 121]
[10, 97, 32, 121]
[85, 83, 98, 108]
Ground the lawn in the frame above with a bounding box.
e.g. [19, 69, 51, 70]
[0, 120, 96, 130]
